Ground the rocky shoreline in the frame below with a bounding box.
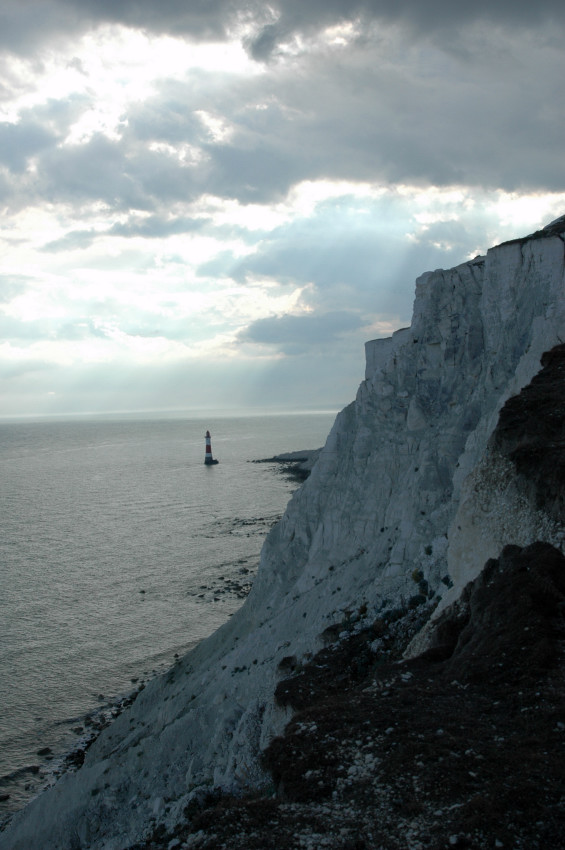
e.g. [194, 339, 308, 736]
[253, 449, 322, 481]
[0, 683, 148, 831]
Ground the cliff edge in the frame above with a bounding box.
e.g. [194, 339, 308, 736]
[2, 217, 565, 849]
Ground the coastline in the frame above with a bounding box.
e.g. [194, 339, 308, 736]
[0, 437, 317, 843]
[0, 633, 207, 834]
[252, 448, 322, 481]
[0, 677, 151, 833]
[0, 451, 298, 833]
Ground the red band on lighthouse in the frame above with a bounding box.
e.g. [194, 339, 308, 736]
[205, 430, 216, 464]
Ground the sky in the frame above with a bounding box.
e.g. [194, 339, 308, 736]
[1, 1, 565, 418]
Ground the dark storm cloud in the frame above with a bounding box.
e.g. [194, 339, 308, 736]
[40, 215, 208, 252]
[124, 38, 565, 204]
[123, 84, 305, 204]
[61, 0, 234, 35]
[2, 0, 563, 56]
[0, 98, 85, 206]
[201, 144, 297, 204]
[245, 0, 565, 59]
[2, 1, 563, 218]
[239, 311, 364, 355]
[38, 134, 142, 208]
[37, 133, 205, 210]
[0, 0, 236, 55]
[125, 95, 205, 146]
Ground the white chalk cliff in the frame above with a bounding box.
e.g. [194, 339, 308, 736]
[2, 217, 565, 849]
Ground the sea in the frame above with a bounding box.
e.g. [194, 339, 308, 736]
[0, 411, 336, 823]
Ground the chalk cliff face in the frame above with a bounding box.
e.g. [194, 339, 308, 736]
[2, 218, 565, 850]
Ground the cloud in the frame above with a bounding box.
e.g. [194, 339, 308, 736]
[0, 119, 57, 172]
[109, 215, 209, 239]
[38, 134, 177, 210]
[1, 0, 564, 417]
[40, 215, 208, 252]
[40, 229, 98, 252]
[239, 311, 364, 355]
[3, 18, 564, 220]
[92, 35, 565, 200]
[2, 0, 564, 58]
[0, 0, 235, 55]
[0, 275, 32, 302]
[0, 344, 360, 416]
[219, 194, 517, 323]
[245, 0, 565, 58]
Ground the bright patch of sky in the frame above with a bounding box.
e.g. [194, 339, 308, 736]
[1, 2, 565, 417]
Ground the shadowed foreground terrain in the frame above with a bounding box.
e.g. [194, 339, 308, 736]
[133, 541, 565, 850]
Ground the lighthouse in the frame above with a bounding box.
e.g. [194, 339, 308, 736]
[204, 430, 218, 465]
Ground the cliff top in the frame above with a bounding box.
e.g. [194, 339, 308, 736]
[498, 213, 565, 247]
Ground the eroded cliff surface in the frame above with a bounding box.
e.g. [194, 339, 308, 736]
[2, 218, 565, 850]
[170, 541, 565, 850]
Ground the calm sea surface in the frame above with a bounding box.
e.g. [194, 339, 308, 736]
[0, 412, 335, 819]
